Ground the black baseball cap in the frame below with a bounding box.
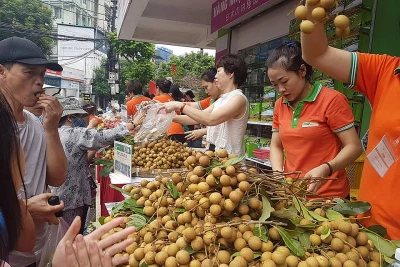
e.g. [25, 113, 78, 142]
[0, 37, 62, 71]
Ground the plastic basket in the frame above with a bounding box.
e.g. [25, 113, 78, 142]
[346, 152, 365, 189]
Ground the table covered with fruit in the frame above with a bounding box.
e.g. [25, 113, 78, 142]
[94, 146, 398, 267]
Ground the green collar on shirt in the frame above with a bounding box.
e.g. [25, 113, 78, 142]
[132, 94, 143, 98]
[395, 67, 400, 75]
[282, 82, 323, 128]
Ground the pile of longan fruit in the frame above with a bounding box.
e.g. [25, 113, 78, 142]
[132, 139, 192, 170]
[102, 149, 384, 267]
[295, 0, 351, 37]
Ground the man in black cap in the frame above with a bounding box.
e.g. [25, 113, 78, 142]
[0, 37, 67, 267]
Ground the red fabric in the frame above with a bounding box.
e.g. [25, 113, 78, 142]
[149, 80, 156, 95]
[97, 166, 125, 216]
[172, 64, 177, 77]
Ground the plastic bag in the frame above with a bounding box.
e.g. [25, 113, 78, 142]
[37, 219, 69, 267]
[134, 103, 175, 143]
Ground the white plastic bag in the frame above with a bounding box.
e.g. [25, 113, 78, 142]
[134, 103, 175, 143]
[37, 219, 69, 267]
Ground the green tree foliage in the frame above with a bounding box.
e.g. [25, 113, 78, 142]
[92, 31, 157, 98]
[0, 0, 54, 55]
[155, 51, 215, 89]
[92, 60, 110, 98]
[108, 32, 156, 63]
[120, 59, 154, 90]
[99, 32, 156, 90]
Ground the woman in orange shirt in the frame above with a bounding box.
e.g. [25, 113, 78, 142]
[301, 3, 400, 239]
[125, 80, 150, 118]
[268, 41, 362, 199]
[83, 102, 103, 124]
[153, 79, 185, 143]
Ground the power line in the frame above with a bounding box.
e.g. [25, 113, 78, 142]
[0, 22, 109, 41]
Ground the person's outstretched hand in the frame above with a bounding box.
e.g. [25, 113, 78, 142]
[158, 101, 182, 113]
[52, 217, 136, 267]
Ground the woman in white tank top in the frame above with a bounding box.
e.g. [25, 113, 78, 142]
[160, 54, 249, 156]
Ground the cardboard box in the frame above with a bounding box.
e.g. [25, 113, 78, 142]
[259, 138, 271, 148]
[263, 86, 275, 101]
[260, 102, 274, 122]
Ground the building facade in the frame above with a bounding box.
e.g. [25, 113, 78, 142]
[40, 0, 111, 97]
[155, 46, 173, 64]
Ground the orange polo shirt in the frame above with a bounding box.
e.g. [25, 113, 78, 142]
[126, 95, 150, 117]
[197, 97, 215, 110]
[272, 82, 354, 198]
[153, 94, 184, 136]
[89, 114, 103, 124]
[346, 52, 400, 239]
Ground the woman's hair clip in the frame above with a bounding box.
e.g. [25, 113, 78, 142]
[286, 41, 297, 47]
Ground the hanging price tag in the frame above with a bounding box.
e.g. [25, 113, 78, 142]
[367, 133, 400, 177]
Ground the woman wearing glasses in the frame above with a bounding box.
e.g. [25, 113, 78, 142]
[268, 41, 362, 198]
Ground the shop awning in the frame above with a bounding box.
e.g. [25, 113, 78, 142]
[116, 0, 217, 49]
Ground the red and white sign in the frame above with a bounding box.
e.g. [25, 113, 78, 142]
[211, 0, 271, 33]
[46, 69, 62, 76]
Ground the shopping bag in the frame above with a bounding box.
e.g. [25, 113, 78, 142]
[134, 103, 175, 143]
[37, 218, 69, 267]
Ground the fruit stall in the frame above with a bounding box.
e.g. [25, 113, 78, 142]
[96, 148, 398, 267]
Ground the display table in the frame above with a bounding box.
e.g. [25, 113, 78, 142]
[97, 166, 156, 216]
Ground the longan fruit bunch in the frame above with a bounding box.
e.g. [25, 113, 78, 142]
[295, 0, 350, 37]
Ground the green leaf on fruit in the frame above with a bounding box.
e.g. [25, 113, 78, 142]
[271, 206, 299, 220]
[140, 263, 148, 267]
[292, 197, 313, 221]
[362, 229, 396, 258]
[111, 201, 126, 215]
[384, 255, 395, 264]
[274, 226, 305, 257]
[230, 252, 240, 261]
[184, 246, 197, 255]
[368, 225, 387, 237]
[110, 184, 134, 198]
[321, 225, 331, 240]
[259, 195, 272, 221]
[299, 232, 312, 249]
[174, 207, 186, 213]
[308, 210, 328, 222]
[100, 164, 114, 177]
[127, 214, 148, 230]
[166, 181, 181, 199]
[392, 240, 400, 248]
[253, 224, 269, 242]
[325, 209, 345, 220]
[98, 216, 106, 225]
[223, 155, 245, 167]
[332, 198, 371, 215]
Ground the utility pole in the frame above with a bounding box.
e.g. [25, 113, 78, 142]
[108, 0, 119, 96]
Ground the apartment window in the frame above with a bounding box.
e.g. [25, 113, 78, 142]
[54, 7, 61, 19]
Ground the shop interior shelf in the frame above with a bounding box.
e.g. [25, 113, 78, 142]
[245, 156, 271, 168]
[247, 121, 272, 126]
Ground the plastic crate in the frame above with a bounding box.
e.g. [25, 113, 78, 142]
[346, 152, 365, 189]
[253, 148, 270, 160]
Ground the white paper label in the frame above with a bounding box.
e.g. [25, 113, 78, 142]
[367, 138, 396, 178]
[114, 141, 132, 179]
